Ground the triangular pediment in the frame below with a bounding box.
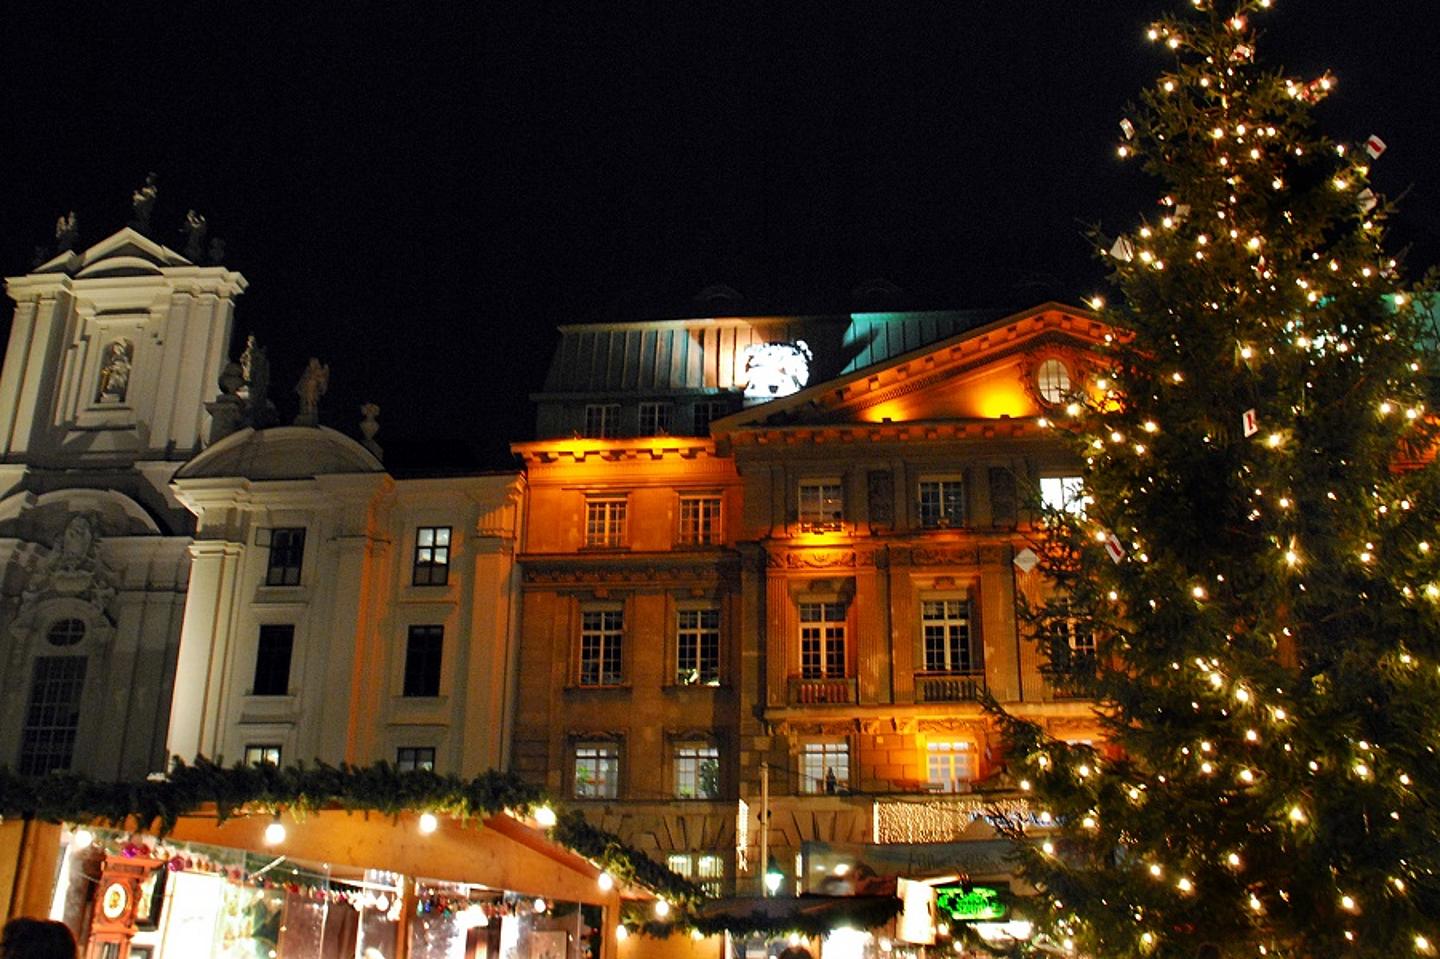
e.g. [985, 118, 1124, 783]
[31, 227, 192, 278]
[716, 302, 1112, 431]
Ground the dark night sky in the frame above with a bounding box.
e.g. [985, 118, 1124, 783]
[3, 3, 1436, 469]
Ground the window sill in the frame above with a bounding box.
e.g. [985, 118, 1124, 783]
[565, 683, 632, 693]
[663, 682, 727, 692]
[579, 545, 630, 553]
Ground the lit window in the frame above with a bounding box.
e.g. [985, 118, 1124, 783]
[584, 404, 620, 438]
[800, 603, 847, 679]
[265, 528, 306, 586]
[403, 625, 444, 697]
[799, 480, 843, 529]
[674, 744, 721, 799]
[678, 495, 722, 545]
[918, 478, 965, 528]
[244, 744, 282, 766]
[667, 853, 725, 898]
[692, 400, 727, 436]
[1037, 358, 1071, 404]
[580, 609, 624, 686]
[397, 746, 436, 772]
[639, 402, 672, 435]
[585, 497, 628, 548]
[1052, 602, 1096, 670]
[921, 600, 979, 673]
[18, 656, 87, 775]
[413, 526, 452, 585]
[252, 625, 295, 696]
[926, 741, 974, 793]
[1040, 475, 1086, 515]
[800, 741, 850, 794]
[574, 743, 619, 799]
[676, 608, 721, 685]
[46, 619, 86, 647]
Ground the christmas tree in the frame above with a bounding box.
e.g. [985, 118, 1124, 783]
[991, 2, 1440, 957]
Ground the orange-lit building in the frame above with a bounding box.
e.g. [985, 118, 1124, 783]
[514, 303, 1109, 910]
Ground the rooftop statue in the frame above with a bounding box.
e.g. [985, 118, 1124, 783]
[129, 173, 159, 234]
[294, 357, 330, 426]
[182, 209, 207, 262]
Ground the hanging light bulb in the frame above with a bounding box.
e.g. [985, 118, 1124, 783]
[264, 818, 286, 845]
[418, 813, 439, 835]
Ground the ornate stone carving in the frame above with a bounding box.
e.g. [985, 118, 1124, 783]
[95, 339, 133, 404]
[909, 546, 979, 568]
[10, 514, 118, 638]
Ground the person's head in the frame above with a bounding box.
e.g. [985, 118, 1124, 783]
[0, 919, 77, 959]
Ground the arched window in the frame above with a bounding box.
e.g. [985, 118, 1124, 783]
[1036, 358, 1071, 405]
[47, 618, 87, 647]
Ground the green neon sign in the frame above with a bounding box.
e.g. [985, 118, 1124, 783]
[935, 886, 1007, 922]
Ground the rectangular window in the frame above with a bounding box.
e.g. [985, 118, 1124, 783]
[800, 602, 847, 679]
[800, 742, 850, 795]
[667, 853, 725, 898]
[678, 495, 722, 546]
[397, 746, 437, 772]
[403, 625, 444, 697]
[579, 610, 624, 686]
[252, 625, 295, 696]
[412, 526, 452, 585]
[1052, 602, 1096, 670]
[574, 743, 619, 799]
[18, 656, 87, 775]
[921, 600, 978, 673]
[798, 480, 844, 529]
[918, 478, 965, 528]
[692, 400, 726, 436]
[926, 741, 974, 793]
[674, 744, 721, 799]
[585, 497, 627, 548]
[676, 608, 721, 685]
[244, 744, 282, 766]
[265, 527, 306, 586]
[584, 404, 620, 438]
[638, 402, 672, 435]
[1040, 475, 1086, 515]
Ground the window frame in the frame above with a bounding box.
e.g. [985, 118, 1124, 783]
[396, 746, 437, 772]
[18, 655, 88, 776]
[798, 479, 844, 530]
[264, 527, 306, 586]
[638, 401, 673, 435]
[677, 494, 723, 546]
[799, 601, 848, 680]
[1039, 474, 1086, 516]
[692, 400, 727, 436]
[244, 744, 282, 766]
[925, 740, 975, 793]
[584, 496, 628, 548]
[799, 740, 851, 795]
[402, 624, 445, 698]
[572, 741, 621, 799]
[412, 526, 452, 586]
[584, 404, 621, 438]
[675, 605, 722, 686]
[919, 597, 980, 674]
[673, 742, 722, 800]
[252, 624, 296, 696]
[578, 607, 625, 687]
[1036, 357, 1072, 405]
[917, 475, 966, 529]
[666, 853, 726, 898]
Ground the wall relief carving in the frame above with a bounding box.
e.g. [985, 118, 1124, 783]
[10, 513, 118, 638]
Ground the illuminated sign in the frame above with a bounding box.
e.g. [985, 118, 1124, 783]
[741, 341, 812, 399]
[935, 885, 1006, 922]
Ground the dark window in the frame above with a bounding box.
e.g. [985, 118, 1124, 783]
[584, 404, 620, 438]
[579, 609, 624, 686]
[918, 479, 965, 528]
[692, 400, 727, 436]
[403, 625, 444, 697]
[638, 402, 672, 435]
[46, 619, 87, 647]
[253, 625, 295, 696]
[397, 746, 436, 772]
[244, 744, 282, 765]
[413, 526, 452, 585]
[266, 528, 306, 586]
[19, 656, 87, 775]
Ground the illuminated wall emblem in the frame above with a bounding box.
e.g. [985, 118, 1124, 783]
[741, 340, 812, 399]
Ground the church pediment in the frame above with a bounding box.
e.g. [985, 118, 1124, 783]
[716, 302, 1111, 431]
[31, 227, 191, 277]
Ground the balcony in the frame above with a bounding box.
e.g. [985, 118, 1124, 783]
[788, 675, 858, 705]
[915, 670, 987, 703]
[1042, 658, 1097, 700]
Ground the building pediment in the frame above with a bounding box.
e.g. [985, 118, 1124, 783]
[29, 227, 191, 278]
[715, 302, 1111, 434]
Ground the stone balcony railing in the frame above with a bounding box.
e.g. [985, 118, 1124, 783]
[787, 675, 859, 705]
[914, 669, 987, 703]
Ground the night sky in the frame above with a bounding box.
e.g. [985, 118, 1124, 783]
[3, 3, 1436, 470]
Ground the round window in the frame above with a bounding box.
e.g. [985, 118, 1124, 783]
[47, 618, 87, 647]
[1037, 358, 1071, 405]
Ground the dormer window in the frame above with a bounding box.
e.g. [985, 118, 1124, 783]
[584, 404, 620, 438]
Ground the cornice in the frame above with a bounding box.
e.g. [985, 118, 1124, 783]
[513, 436, 719, 465]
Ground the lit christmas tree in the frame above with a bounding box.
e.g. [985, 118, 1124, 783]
[991, 2, 1440, 957]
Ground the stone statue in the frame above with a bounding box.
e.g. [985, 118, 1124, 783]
[130, 173, 159, 234]
[55, 212, 79, 253]
[95, 339, 134, 404]
[360, 403, 382, 459]
[294, 357, 330, 425]
[182, 209, 207, 262]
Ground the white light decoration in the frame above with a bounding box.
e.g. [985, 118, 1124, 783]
[598, 872, 615, 891]
[533, 806, 557, 828]
[264, 820, 286, 845]
[72, 828, 94, 850]
[615, 925, 629, 942]
[418, 812, 439, 835]
[534, 898, 547, 914]
[654, 899, 671, 918]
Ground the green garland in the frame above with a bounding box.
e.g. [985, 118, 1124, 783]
[0, 757, 701, 907]
[622, 895, 904, 939]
